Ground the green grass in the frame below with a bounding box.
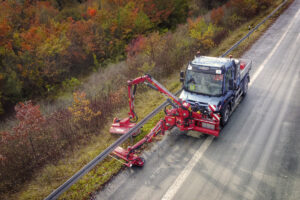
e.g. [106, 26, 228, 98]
[10, 1, 293, 199]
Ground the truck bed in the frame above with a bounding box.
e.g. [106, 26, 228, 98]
[239, 58, 252, 80]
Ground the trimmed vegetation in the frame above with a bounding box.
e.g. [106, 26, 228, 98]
[0, 0, 293, 199]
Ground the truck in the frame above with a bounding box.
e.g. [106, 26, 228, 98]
[179, 55, 252, 127]
[109, 55, 252, 167]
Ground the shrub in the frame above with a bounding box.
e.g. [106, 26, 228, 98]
[229, 0, 258, 18]
[257, 0, 273, 10]
[68, 91, 101, 123]
[213, 27, 229, 45]
[188, 17, 215, 51]
[56, 7, 82, 21]
[62, 77, 81, 92]
[87, 8, 97, 17]
[224, 12, 246, 28]
[211, 7, 224, 25]
[202, 0, 229, 9]
[13, 101, 45, 140]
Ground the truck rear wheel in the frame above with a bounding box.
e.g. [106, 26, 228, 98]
[221, 104, 230, 126]
[243, 77, 249, 96]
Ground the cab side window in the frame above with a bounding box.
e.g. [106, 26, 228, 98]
[225, 68, 233, 91]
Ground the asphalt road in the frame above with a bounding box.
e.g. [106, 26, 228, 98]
[95, 1, 300, 200]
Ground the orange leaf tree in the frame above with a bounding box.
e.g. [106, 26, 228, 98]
[12, 101, 45, 158]
[211, 7, 224, 25]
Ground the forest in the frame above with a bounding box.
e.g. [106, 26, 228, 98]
[0, 0, 219, 115]
[0, 0, 274, 198]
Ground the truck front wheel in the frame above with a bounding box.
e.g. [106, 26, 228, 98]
[221, 104, 230, 126]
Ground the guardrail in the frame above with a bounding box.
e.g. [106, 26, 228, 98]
[45, 1, 288, 199]
[221, 0, 287, 57]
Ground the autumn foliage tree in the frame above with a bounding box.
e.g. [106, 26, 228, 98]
[0, 101, 47, 192]
[188, 17, 215, 50]
[13, 101, 45, 157]
[14, 101, 45, 134]
[68, 91, 101, 123]
[228, 0, 258, 18]
[0, 19, 12, 49]
[211, 7, 224, 25]
[0, 0, 190, 115]
[142, 0, 174, 25]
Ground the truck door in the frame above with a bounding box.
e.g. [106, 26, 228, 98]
[223, 67, 234, 107]
[224, 67, 233, 93]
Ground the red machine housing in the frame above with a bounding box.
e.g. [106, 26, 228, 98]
[112, 147, 145, 167]
[109, 74, 220, 167]
[110, 117, 140, 136]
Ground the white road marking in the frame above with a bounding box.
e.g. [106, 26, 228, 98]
[249, 8, 300, 86]
[161, 136, 213, 200]
[161, 7, 300, 200]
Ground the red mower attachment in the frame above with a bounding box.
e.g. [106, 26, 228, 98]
[110, 117, 140, 136]
[112, 146, 145, 167]
[109, 74, 220, 167]
[111, 119, 167, 167]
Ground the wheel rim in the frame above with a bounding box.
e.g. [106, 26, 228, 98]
[244, 79, 248, 93]
[224, 106, 229, 123]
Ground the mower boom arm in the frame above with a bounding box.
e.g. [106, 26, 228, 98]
[127, 74, 182, 120]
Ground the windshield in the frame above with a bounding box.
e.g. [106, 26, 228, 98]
[184, 70, 223, 96]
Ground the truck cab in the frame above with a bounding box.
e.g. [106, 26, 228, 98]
[180, 56, 251, 126]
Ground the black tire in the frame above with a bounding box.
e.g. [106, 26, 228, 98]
[221, 104, 230, 126]
[243, 77, 249, 96]
[133, 157, 145, 167]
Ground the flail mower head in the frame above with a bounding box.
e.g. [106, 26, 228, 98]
[112, 146, 145, 167]
[109, 117, 140, 136]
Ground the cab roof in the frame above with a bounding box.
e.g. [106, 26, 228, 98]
[191, 56, 235, 68]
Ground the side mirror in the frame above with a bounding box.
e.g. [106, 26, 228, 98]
[229, 79, 234, 90]
[180, 71, 185, 83]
